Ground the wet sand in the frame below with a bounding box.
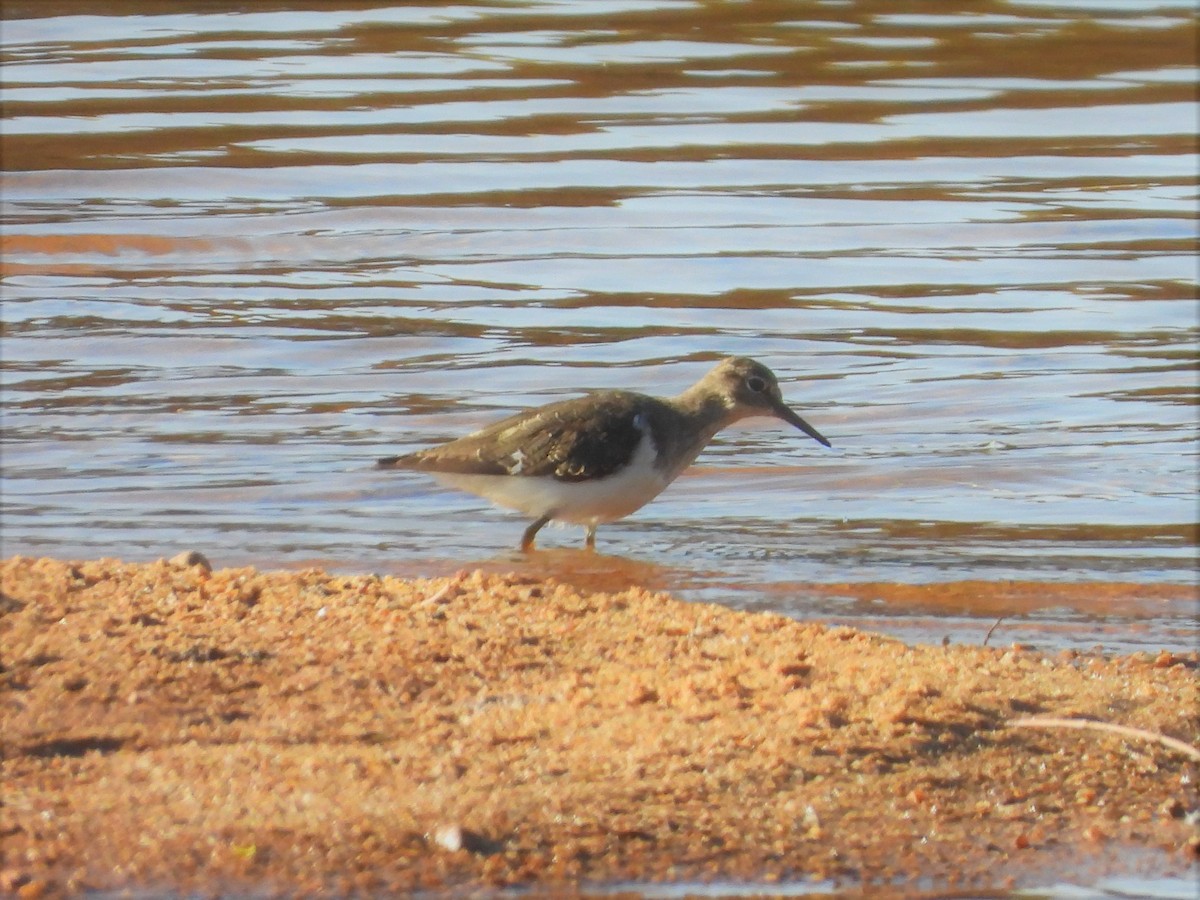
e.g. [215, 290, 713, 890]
[2, 555, 1197, 897]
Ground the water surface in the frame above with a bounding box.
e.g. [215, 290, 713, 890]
[2, 0, 1197, 652]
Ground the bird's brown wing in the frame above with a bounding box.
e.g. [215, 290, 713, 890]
[378, 392, 650, 482]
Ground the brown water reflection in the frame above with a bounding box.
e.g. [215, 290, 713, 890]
[1, 0, 1196, 653]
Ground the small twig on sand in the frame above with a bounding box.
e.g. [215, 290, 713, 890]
[1009, 716, 1200, 762]
[982, 616, 1005, 647]
[423, 571, 467, 606]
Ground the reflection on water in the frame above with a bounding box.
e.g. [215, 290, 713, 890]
[1, 0, 1197, 650]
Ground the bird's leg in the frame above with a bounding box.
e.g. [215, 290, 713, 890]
[584, 525, 596, 550]
[521, 515, 551, 552]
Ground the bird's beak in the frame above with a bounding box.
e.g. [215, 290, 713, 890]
[772, 399, 832, 448]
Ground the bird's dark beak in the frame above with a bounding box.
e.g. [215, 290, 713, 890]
[773, 399, 832, 448]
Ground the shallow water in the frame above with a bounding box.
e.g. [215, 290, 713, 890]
[2, 0, 1197, 652]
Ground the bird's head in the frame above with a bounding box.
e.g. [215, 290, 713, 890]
[704, 357, 831, 448]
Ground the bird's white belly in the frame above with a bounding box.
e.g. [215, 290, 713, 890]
[433, 432, 670, 525]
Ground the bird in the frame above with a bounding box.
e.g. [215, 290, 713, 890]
[377, 356, 831, 551]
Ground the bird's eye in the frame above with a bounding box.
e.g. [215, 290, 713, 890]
[746, 375, 768, 393]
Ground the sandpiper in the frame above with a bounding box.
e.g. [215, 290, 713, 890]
[378, 356, 831, 551]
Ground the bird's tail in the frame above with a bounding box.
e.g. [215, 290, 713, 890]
[376, 455, 407, 468]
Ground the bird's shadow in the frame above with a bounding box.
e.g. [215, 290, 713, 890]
[490, 545, 679, 596]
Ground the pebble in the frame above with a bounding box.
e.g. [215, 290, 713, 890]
[168, 550, 212, 572]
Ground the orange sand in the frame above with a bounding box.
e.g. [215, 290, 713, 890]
[2, 556, 1197, 897]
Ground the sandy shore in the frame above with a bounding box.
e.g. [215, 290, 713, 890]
[2, 555, 1197, 897]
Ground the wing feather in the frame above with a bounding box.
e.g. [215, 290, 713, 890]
[378, 392, 650, 482]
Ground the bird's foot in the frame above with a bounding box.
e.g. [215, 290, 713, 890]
[521, 515, 552, 552]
